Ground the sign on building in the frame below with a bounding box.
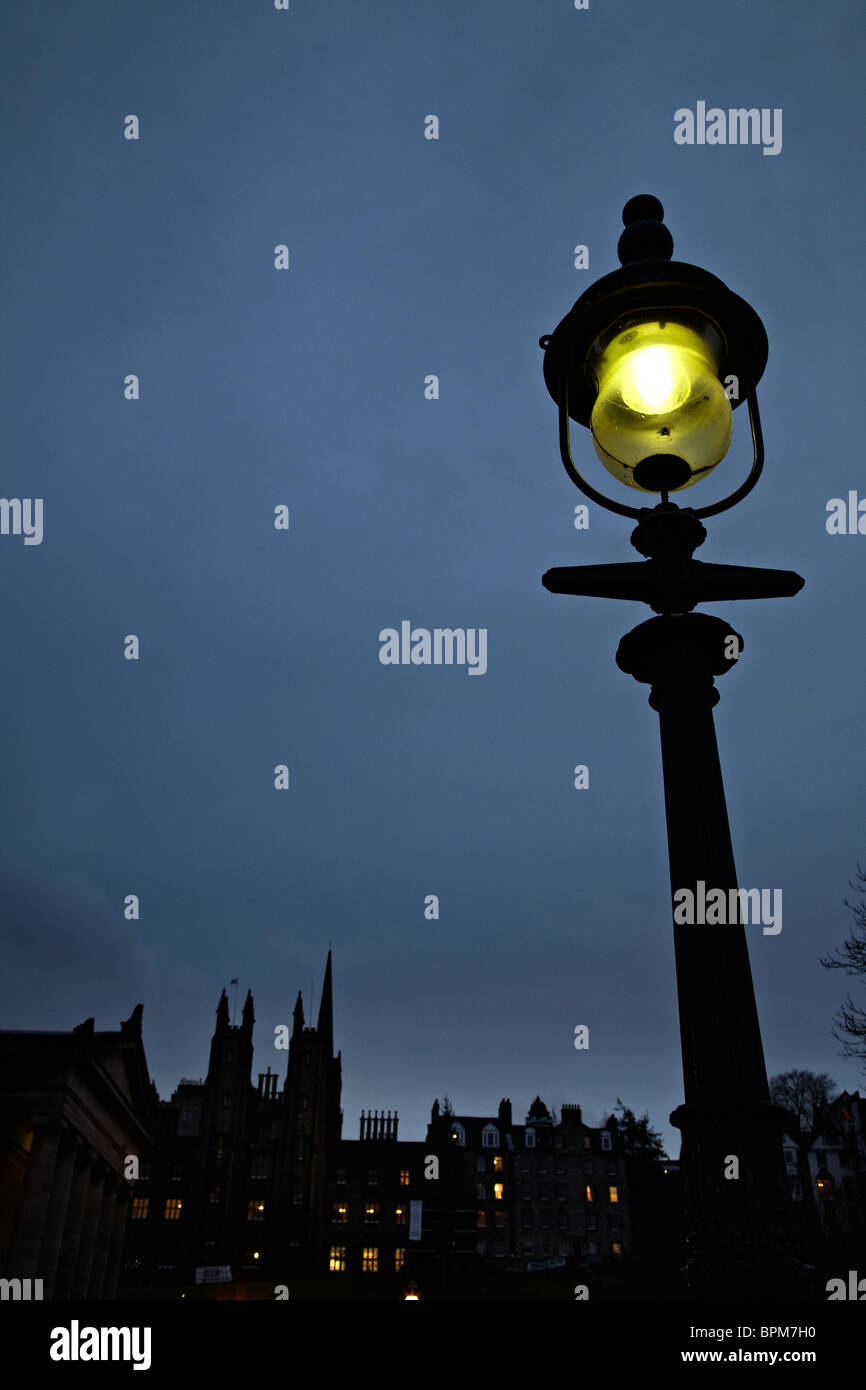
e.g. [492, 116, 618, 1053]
[409, 1200, 423, 1241]
[194, 1265, 232, 1285]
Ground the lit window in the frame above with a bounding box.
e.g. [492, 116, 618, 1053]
[362, 1247, 378, 1272]
[451, 1124, 466, 1146]
[163, 1198, 182, 1221]
[494, 1183, 504, 1201]
[493, 1155, 504, 1171]
[477, 1210, 487, 1227]
[585, 1185, 594, 1203]
[248, 1199, 266, 1220]
[333, 1202, 347, 1224]
[364, 1202, 380, 1224]
[601, 1132, 612, 1151]
[329, 1246, 346, 1272]
[395, 1248, 406, 1272]
[131, 1197, 149, 1220]
[399, 1169, 410, 1187]
[612, 1241, 623, 1256]
[395, 1205, 407, 1225]
[609, 1186, 619, 1204]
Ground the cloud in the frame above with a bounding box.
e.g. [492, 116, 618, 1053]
[0, 855, 154, 1031]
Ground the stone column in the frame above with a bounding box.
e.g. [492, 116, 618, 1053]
[102, 1185, 132, 1300]
[53, 1146, 92, 1299]
[8, 1121, 62, 1278]
[87, 1177, 117, 1299]
[36, 1125, 78, 1297]
[70, 1160, 105, 1299]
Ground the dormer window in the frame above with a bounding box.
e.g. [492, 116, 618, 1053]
[482, 1125, 499, 1148]
[525, 1128, 536, 1149]
[601, 1132, 613, 1151]
[451, 1123, 466, 1147]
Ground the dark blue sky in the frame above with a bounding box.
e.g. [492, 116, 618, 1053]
[1, 0, 864, 1156]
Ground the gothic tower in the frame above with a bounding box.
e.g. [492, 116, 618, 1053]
[196, 986, 256, 1268]
[277, 951, 342, 1274]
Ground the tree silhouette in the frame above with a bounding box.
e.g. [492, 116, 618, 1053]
[820, 864, 866, 1074]
[769, 1068, 837, 1220]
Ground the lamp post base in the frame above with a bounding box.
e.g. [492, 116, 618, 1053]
[670, 1102, 807, 1299]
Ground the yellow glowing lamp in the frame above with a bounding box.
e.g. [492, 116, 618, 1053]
[588, 316, 732, 492]
[540, 196, 769, 517]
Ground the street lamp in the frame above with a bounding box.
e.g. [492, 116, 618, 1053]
[539, 196, 805, 1298]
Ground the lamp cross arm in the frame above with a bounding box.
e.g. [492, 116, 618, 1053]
[542, 558, 805, 612]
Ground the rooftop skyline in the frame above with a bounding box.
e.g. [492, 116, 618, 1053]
[1, 0, 864, 1163]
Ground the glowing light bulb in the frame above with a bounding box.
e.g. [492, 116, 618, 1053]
[620, 346, 689, 413]
[587, 315, 732, 491]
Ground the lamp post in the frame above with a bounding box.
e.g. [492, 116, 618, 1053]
[540, 195, 805, 1298]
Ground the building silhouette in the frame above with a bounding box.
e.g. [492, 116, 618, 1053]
[0, 1006, 153, 1299]
[119, 953, 635, 1296]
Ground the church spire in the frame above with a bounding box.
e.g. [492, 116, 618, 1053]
[216, 988, 229, 1031]
[292, 989, 304, 1037]
[317, 949, 333, 1054]
[242, 988, 255, 1032]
